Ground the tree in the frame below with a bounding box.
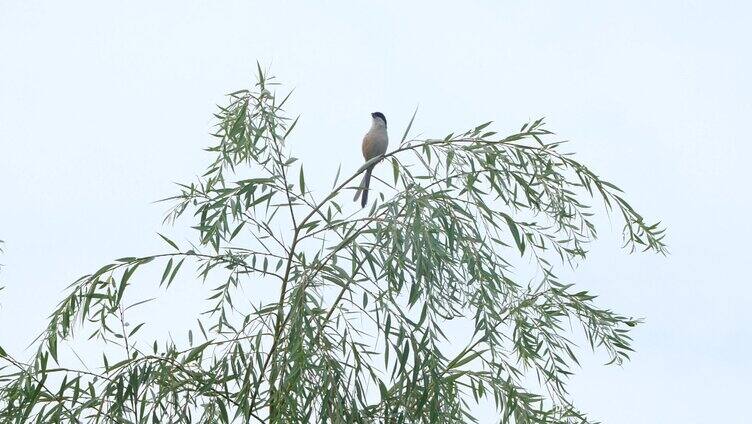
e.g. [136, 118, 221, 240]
[0, 68, 666, 423]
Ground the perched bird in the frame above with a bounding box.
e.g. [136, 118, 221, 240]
[354, 112, 389, 207]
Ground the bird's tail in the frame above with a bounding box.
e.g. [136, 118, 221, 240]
[353, 166, 373, 208]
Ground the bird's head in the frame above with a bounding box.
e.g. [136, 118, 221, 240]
[371, 112, 387, 127]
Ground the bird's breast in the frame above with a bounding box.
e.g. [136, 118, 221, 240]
[362, 129, 389, 160]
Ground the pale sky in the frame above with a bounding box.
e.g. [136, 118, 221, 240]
[1, 1, 750, 423]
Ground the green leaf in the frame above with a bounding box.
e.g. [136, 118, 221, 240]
[474, 121, 492, 132]
[160, 258, 174, 286]
[217, 400, 229, 423]
[48, 332, 58, 363]
[378, 380, 388, 400]
[502, 213, 525, 255]
[251, 192, 274, 207]
[128, 323, 145, 337]
[284, 116, 300, 139]
[401, 105, 419, 143]
[157, 233, 180, 251]
[185, 341, 211, 363]
[167, 258, 185, 287]
[452, 350, 486, 369]
[392, 158, 400, 185]
[332, 163, 342, 189]
[299, 166, 306, 194]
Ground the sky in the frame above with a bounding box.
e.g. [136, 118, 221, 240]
[1, 1, 751, 422]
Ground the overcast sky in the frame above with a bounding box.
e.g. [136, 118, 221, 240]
[1, 1, 750, 423]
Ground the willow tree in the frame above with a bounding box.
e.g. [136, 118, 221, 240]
[0, 68, 665, 423]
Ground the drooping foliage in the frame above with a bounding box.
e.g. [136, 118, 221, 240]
[0, 68, 665, 423]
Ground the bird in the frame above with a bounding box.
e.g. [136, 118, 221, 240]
[354, 112, 389, 207]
